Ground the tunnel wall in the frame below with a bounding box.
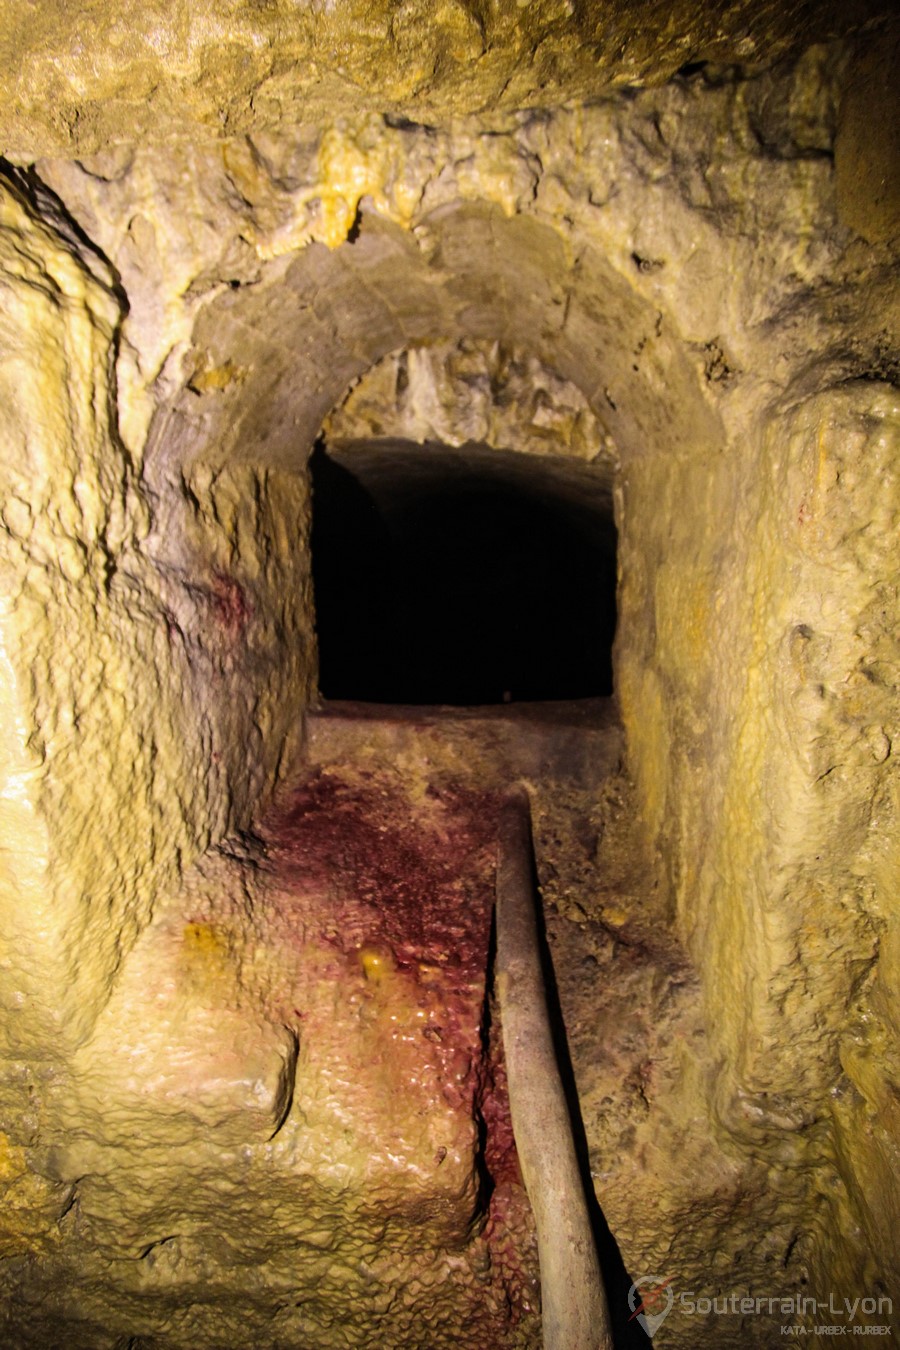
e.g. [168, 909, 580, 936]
[618, 376, 900, 1290]
[0, 172, 317, 1064]
[710, 385, 900, 1288]
[0, 173, 184, 1060]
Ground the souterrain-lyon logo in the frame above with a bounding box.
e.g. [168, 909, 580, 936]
[628, 1275, 675, 1337]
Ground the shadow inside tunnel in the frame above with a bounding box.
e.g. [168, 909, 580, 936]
[309, 438, 618, 707]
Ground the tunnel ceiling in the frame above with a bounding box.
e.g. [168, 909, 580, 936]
[148, 203, 722, 494]
[320, 440, 616, 518]
[324, 339, 616, 466]
[0, 0, 894, 158]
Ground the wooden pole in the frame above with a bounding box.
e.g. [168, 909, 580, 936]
[495, 785, 614, 1350]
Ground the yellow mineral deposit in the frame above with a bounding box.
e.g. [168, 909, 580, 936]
[358, 944, 398, 985]
[0, 2, 897, 1347]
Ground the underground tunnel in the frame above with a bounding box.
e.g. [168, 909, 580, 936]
[310, 437, 618, 705]
[0, 6, 898, 1349]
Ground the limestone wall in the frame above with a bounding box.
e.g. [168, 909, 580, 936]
[2, 0, 887, 159]
[0, 170, 316, 1065]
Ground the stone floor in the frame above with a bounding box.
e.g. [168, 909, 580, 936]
[3, 698, 800, 1347]
[304, 701, 794, 1349]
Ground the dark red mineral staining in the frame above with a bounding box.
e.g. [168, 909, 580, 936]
[259, 767, 520, 1197]
[210, 572, 251, 635]
[262, 770, 504, 981]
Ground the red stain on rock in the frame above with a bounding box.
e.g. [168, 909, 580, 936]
[210, 572, 251, 634]
[259, 767, 521, 1196]
[263, 770, 503, 981]
[479, 1027, 521, 1189]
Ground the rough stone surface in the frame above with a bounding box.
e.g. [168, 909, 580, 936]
[3, 765, 538, 1349]
[324, 339, 616, 464]
[0, 1, 892, 160]
[834, 25, 900, 244]
[0, 19, 898, 1349]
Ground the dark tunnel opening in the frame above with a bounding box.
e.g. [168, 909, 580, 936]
[310, 439, 618, 706]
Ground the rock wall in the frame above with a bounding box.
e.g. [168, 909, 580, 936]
[1, 0, 889, 159]
[0, 169, 316, 1067]
[323, 339, 615, 463]
[620, 377, 900, 1297]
